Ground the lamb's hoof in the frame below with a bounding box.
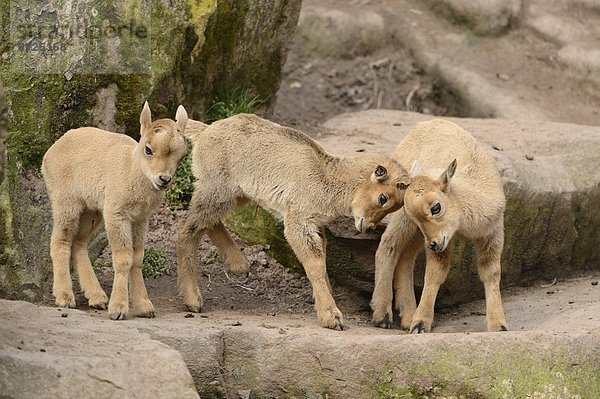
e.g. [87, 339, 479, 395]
[55, 291, 76, 309]
[333, 315, 345, 331]
[320, 310, 345, 331]
[137, 311, 156, 319]
[373, 314, 392, 329]
[186, 304, 202, 313]
[227, 255, 250, 277]
[410, 321, 427, 334]
[88, 293, 109, 310]
[499, 324, 508, 332]
[109, 312, 127, 321]
[90, 302, 107, 310]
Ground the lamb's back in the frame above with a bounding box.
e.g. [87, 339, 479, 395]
[42, 127, 136, 204]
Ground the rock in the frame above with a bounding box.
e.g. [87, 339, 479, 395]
[318, 110, 600, 307]
[0, 0, 302, 300]
[0, 82, 6, 185]
[557, 42, 600, 87]
[422, 0, 524, 35]
[0, 300, 199, 399]
[295, 6, 387, 58]
[4, 299, 599, 398]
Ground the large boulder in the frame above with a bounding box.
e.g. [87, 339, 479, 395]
[0, 300, 199, 398]
[2, 298, 599, 398]
[0, 0, 301, 300]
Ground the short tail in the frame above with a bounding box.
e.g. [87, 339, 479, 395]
[184, 119, 209, 140]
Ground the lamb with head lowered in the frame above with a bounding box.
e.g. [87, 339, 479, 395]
[177, 114, 411, 330]
[42, 102, 189, 320]
[371, 119, 508, 333]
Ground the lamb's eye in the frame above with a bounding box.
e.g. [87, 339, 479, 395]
[379, 193, 388, 206]
[431, 203, 441, 215]
[144, 145, 153, 156]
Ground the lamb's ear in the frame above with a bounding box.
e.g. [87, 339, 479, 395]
[396, 174, 411, 190]
[140, 102, 151, 134]
[439, 159, 457, 192]
[371, 165, 388, 183]
[410, 160, 421, 176]
[175, 105, 188, 132]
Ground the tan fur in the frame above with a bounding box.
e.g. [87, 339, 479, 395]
[371, 119, 508, 333]
[42, 103, 189, 320]
[178, 114, 411, 330]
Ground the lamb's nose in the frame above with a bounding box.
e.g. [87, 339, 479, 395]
[159, 175, 172, 185]
[428, 240, 438, 251]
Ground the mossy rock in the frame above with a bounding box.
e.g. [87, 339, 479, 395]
[0, 0, 301, 300]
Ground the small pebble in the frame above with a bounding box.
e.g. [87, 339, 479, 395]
[184, 313, 194, 318]
[40, 349, 46, 352]
[525, 154, 534, 161]
[546, 290, 555, 294]
[592, 280, 598, 286]
[61, 313, 68, 318]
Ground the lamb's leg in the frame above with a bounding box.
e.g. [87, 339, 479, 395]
[393, 232, 423, 331]
[104, 216, 134, 320]
[129, 220, 155, 318]
[284, 215, 343, 330]
[176, 192, 213, 313]
[72, 210, 108, 309]
[371, 211, 418, 328]
[206, 221, 250, 277]
[410, 243, 454, 333]
[475, 225, 508, 332]
[320, 229, 332, 294]
[50, 205, 81, 308]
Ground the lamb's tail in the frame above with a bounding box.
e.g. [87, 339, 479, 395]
[184, 119, 209, 140]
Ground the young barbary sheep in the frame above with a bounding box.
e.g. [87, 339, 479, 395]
[177, 114, 411, 330]
[371, 119, 508, 333]
[42, 103, 189, 320]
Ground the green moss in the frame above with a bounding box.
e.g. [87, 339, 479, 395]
[165, 142, 195, 210]
[114, 74, 149, 137]
[142, 246, 170, 278]
[366, 342, 600, 399]
[224, 203, 302, 272]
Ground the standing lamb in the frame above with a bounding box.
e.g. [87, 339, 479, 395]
[177, 114, 411, 330]
[42, 102, 189, 320]
[370, 119, 508, 333]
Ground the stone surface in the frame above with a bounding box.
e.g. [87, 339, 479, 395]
[0, 0, 301, 301]
[294, 0, 600, 125]
[0, 300, 199, 399]
[2, 298, 599, 398]
[0, 83, 6, 185]
[295, 6, 387, 58]
[421, 0, 523, 35]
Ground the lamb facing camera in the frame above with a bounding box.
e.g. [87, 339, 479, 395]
[371, 119, 508, 333]
[42, 102, 189, 320]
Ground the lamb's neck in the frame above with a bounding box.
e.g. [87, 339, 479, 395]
[323, 156, 371, 216]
